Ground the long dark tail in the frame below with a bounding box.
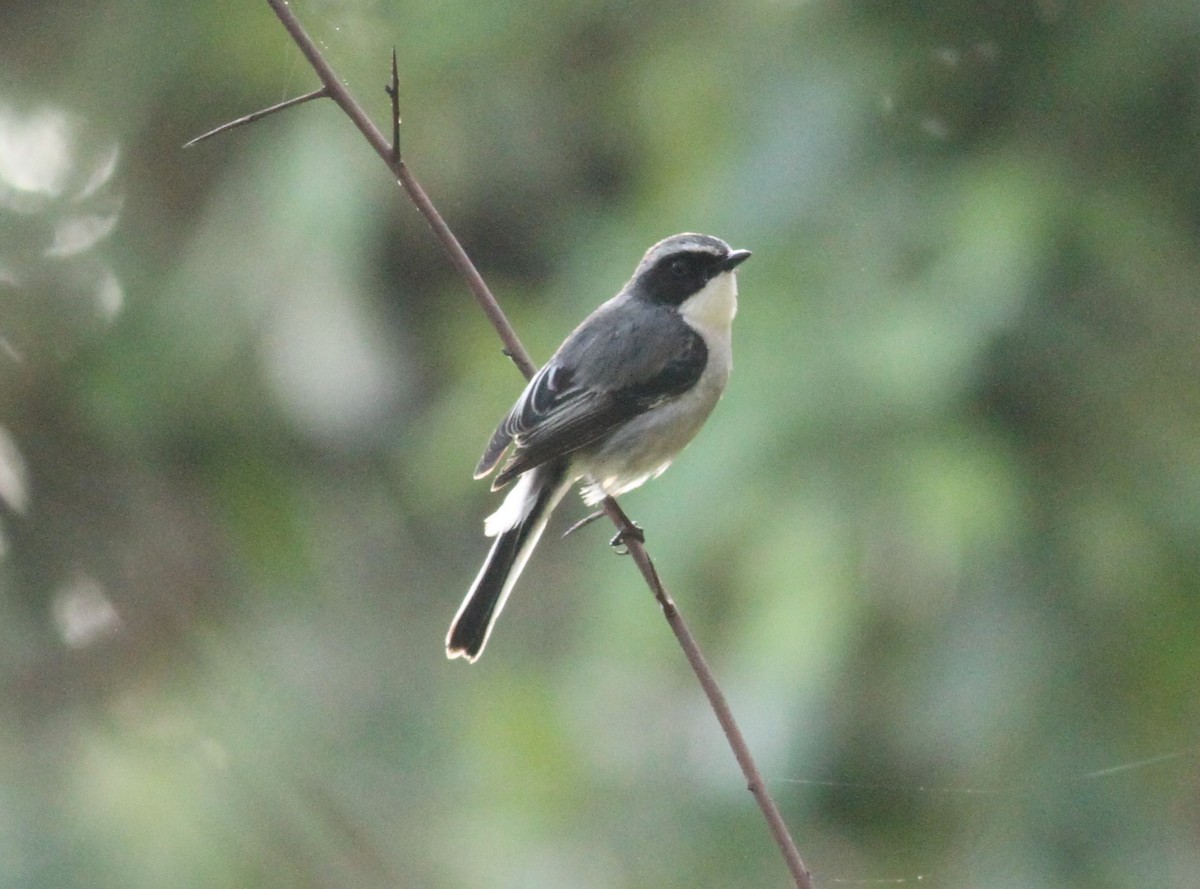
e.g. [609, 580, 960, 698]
[446, 461, 569, 662]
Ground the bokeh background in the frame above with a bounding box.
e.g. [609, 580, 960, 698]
[2, 1, 1199, 886]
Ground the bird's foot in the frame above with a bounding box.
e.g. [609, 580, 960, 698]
[609, 522, 644, 555]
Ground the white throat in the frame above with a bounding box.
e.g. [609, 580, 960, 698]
[678, 270, 738, 340]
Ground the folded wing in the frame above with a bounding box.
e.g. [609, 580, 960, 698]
[474, 300, 707, 489]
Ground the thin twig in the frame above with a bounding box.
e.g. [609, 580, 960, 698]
[264, 0, 535, 376]
[600, 500, 814, 888]
[183, 87, 329, 148]
[204, 4, 815, 887]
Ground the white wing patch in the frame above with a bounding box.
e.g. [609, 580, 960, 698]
[483, 470, 539, 536]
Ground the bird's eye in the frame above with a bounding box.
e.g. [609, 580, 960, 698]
[669, 259, 689, 277]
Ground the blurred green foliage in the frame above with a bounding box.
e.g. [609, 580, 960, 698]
[2, 1, 1199, 887]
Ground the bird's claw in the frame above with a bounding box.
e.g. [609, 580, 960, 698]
[609, 523, 644, 554]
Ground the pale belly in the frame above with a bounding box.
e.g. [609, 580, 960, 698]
[575, 347, 730, 506]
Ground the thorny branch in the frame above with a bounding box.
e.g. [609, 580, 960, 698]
[190, 3, 815, 887]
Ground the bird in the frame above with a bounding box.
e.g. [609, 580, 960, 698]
[446, 233, 751, 662]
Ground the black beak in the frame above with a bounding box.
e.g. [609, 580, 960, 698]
[722, 249, 752, 271]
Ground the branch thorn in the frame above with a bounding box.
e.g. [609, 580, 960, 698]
[388, 47, 402, 164]
[184, 87, 330, 148]
[561, 509, 605, 539]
